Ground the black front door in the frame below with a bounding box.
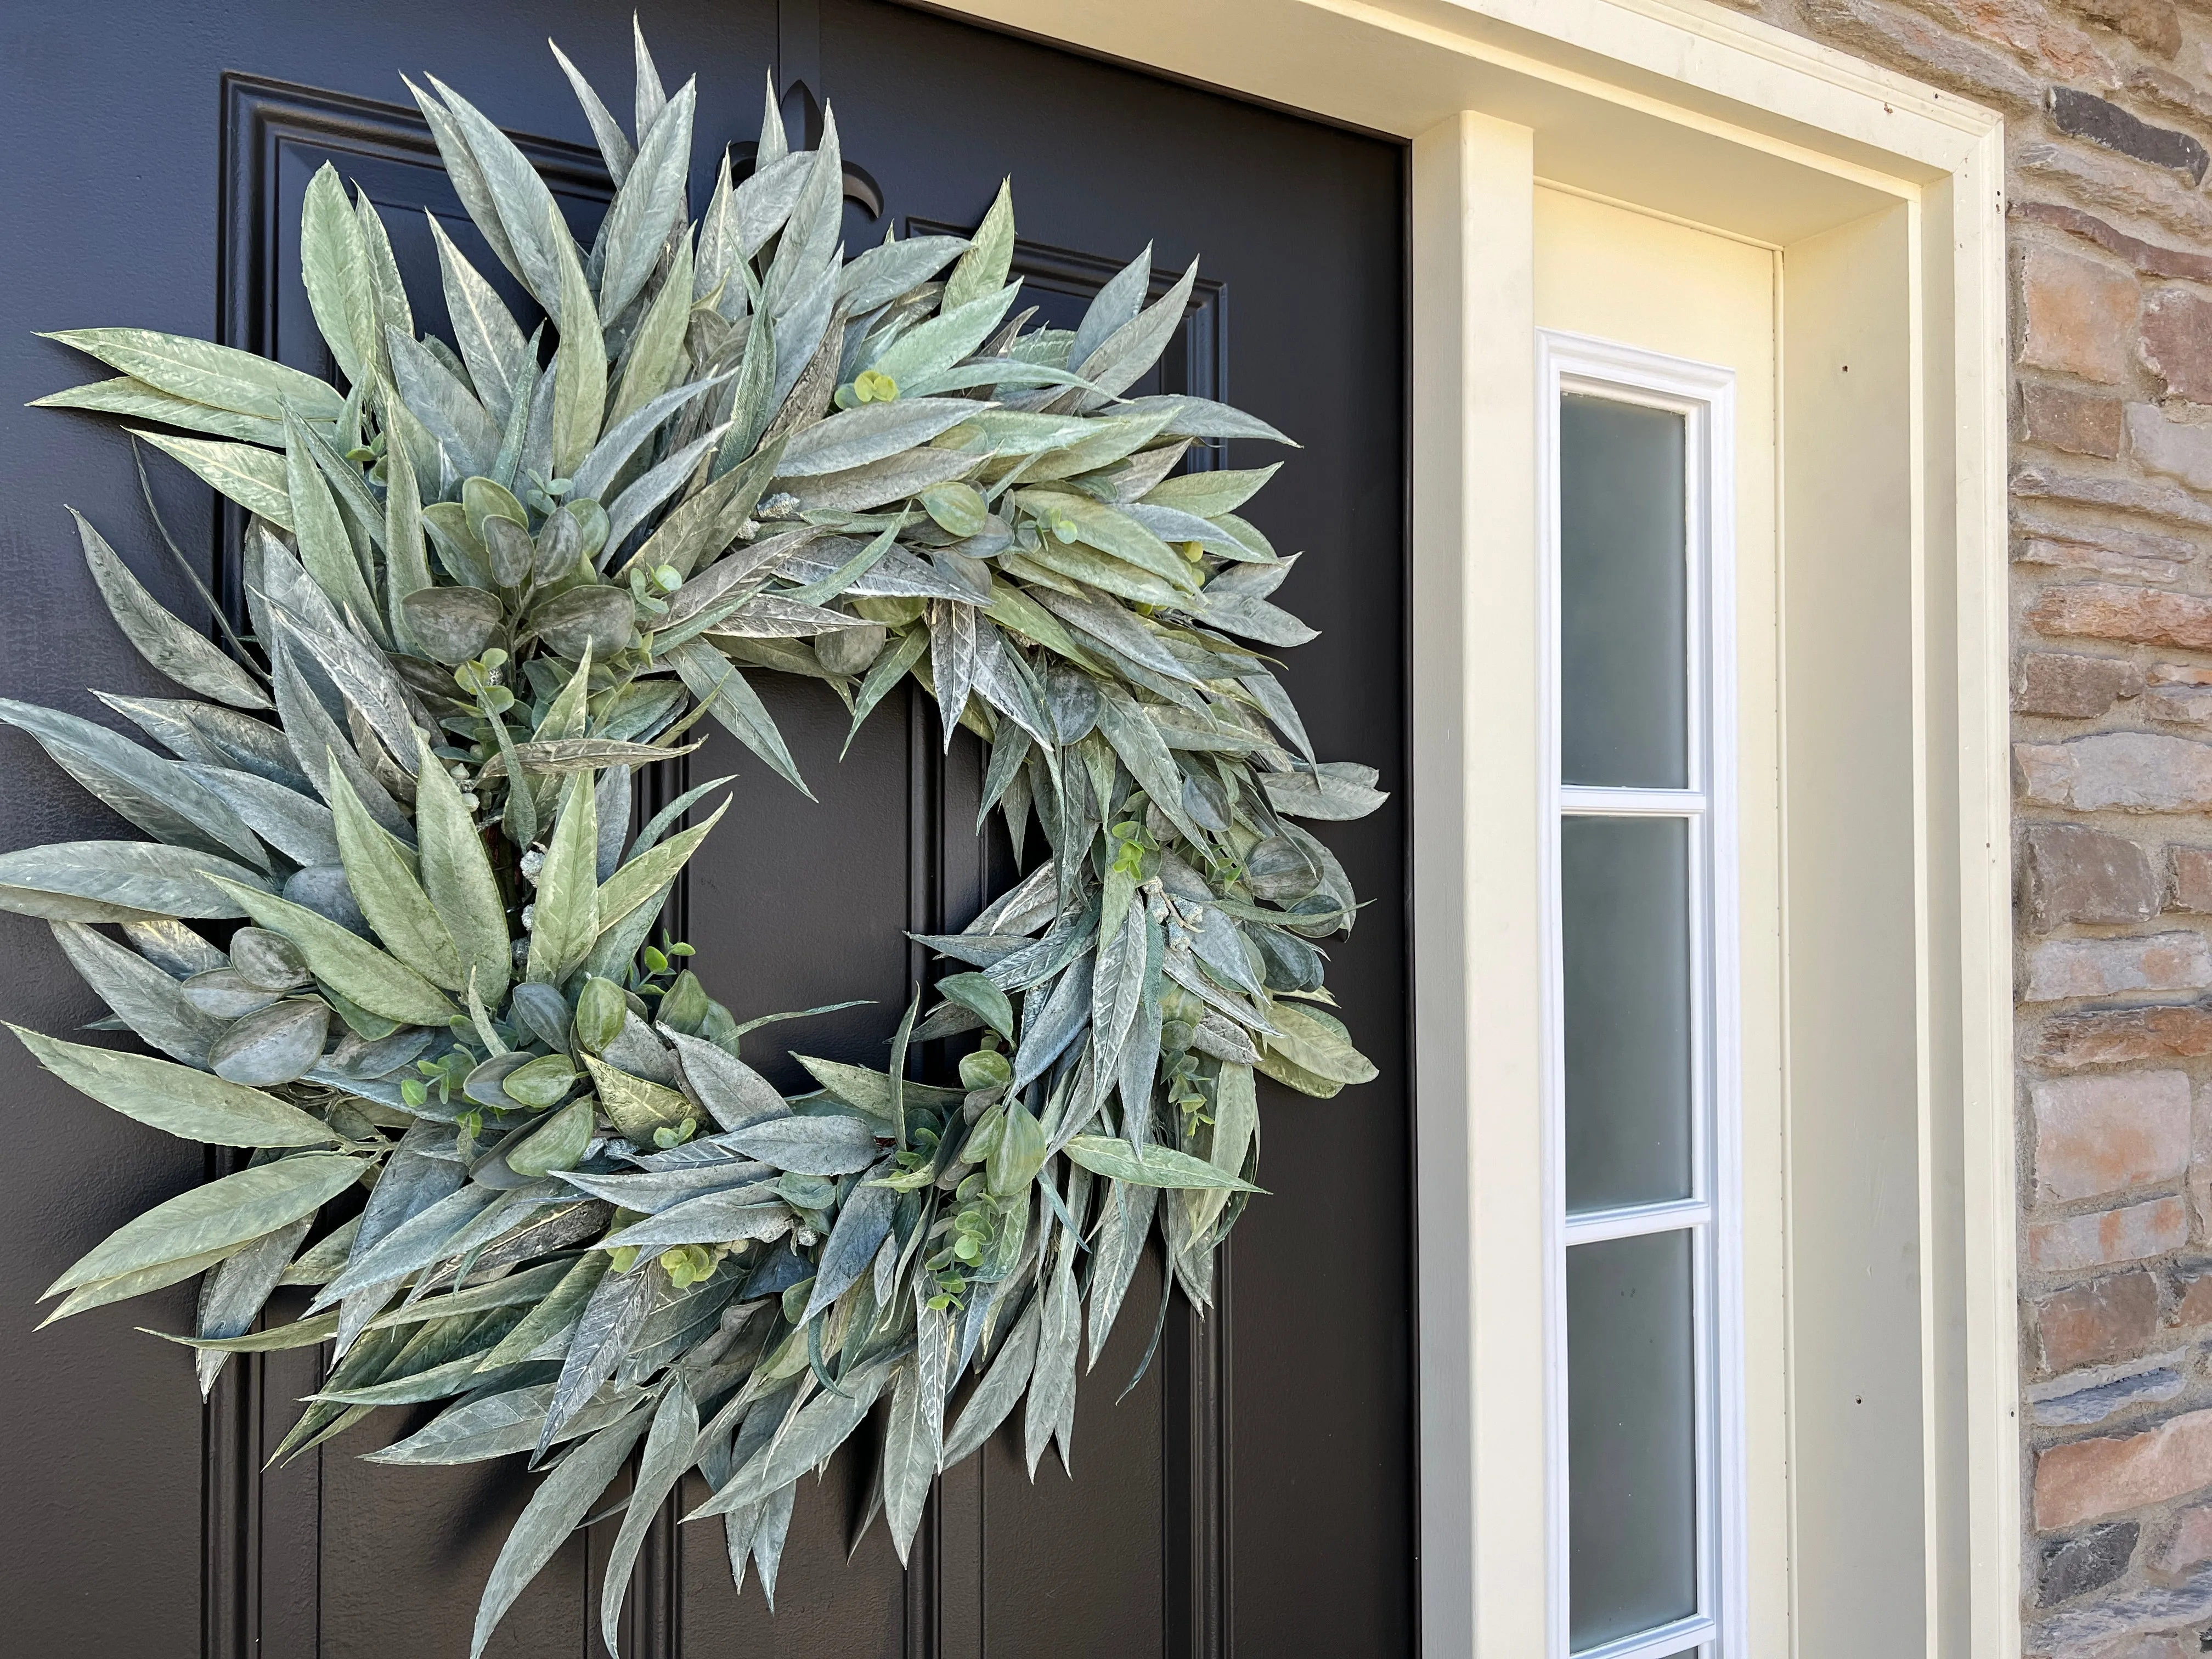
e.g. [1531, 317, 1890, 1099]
[0, 3, 1410, 1654]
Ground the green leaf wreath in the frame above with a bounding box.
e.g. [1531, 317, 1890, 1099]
[4, 25, 1381, 1653]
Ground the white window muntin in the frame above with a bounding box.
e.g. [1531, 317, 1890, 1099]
[1537, 330, 1744, 1659]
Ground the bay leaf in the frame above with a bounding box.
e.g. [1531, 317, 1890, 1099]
[9, 1023, 338, 1147]
[41, 1153, 362, 1298]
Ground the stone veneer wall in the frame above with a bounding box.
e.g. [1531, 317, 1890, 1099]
[1717, 0, 2212, 1649]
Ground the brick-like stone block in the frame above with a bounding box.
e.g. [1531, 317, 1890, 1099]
[2022, 823, 2163, 927]
[2028, 583, 2212, 651]
[2155, 1502, 2212, 1578]
[2035, 1405, 2212, 1527]
[2017, 733, 2212, 812]
[2141, 682, 2212, 725]
[2024, 933, 2212, 1001]
[2030, 1198, 2189, 1271]
[2036, 1003, 2212, 1068]
[2172, 845, 2212, 913]
[2013, 462, 2212, 529]
[2128, 402, 2212, 488]
[2086, 1637, 2190, 1659]
[2075, 0, 2183, 58]
[2017, 651, 2145, 718]
[2143, 287, 2212, 400]
[2025, 382, 2126, 456]
[2034, 1367, 2187, 1429]
[2034, 1071, 2192, 1200]
[2052, 86, 2207, 180]
[2015, 518, 2191, 582]
[2172, 1266, 2212, 1328]
[1800, 0, 2058, 114]
[2146, 667, 2212, 726]
[2023, 245, 2140, 382]
[2023, 139, 2212, 258]
[2040, 1517, 2141, 1606]
[2015, 198, 2212, 287]
[2131, 61, 2212, 129]
[2037, 1272, 2164, 1375]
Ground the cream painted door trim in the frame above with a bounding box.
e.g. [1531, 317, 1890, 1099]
[908, 3, 2013, 1655]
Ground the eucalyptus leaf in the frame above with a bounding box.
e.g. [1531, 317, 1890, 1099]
[32, 377, 285, 445]
[539, 1261, 656, 1457]
[49, 919, 226, 1063]
[690, 1358, 893, 1519]
[1062, 1136, 1261, 1192]
[74, 510, 269, 710]
[207, 997, 331, 1087]
[328, 765, 465, 991]
[723, 1113, 881, 1176]
[601, 1377, 698, 1658]
[1023, 1243, 1080, 1478]
[597, 79, 696, 323]
[9, 1024, 340, 1147]
[0, 697, 267, 867]
[365, 1374, 642, 1465]
[804, 1165, 897, 1322]
[518, 773, 596, 985]
[473, 1408, 651, 1659]
[881, 1324, 945, 1565]
[131, 430, 294, 527]
[0, 840, 268, 923]
[429, 216, 532, 427]
[662, 1026, 786, 1130]
[191, 1213, 317, 1394]
[207, 876, 456, 1027]
[599, 1193, 792, 1252]
[42, 1153, 361, 1299]
[44, 328, 342, 422]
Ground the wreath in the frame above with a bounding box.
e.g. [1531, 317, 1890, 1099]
[4, 27, 1381, 1654]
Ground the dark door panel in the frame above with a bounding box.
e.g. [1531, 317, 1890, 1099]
[0, 3, 1409, 1654]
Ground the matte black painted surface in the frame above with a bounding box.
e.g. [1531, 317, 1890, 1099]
[0, 3, 1410, 1654]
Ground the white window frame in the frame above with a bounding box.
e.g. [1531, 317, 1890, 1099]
[1537, 331, 1743, 1659]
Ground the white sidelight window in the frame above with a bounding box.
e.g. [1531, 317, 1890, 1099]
[1541, 335, 1742, 1659]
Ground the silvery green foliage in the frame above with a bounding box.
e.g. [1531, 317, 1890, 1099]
[8, 24, 1380, 1650]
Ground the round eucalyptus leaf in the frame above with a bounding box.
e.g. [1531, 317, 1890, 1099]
[532, 586, 635, 660]
[400, 586, 504, 665]
[532, 507, 583, 585]
[182, 967, 283, 1020]
[1252, 925, 1324, 992]
[505, 1096, 595, 1176]
[461, 476, 529, 548]
[566, 499, 610, 566]
[228, 926, 311, 992]
[507, 981, 573, 1052]
[574, 977, 628, 1054]
[483, 515, 535, 587]
[464, 1049, 533, 1107]
[1242, 836, 1320, 904]
[1042, 660, 1099, 744]
[501, 1053, 579, 1109]
[208, 996, 331, 1086]
[812, 622, 885, 677]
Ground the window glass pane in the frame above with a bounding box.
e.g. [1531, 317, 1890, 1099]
[1562, 814, 1693, 1211]
[1568, 1229, 1699, 1650]
[1560, 393, 1688, 788]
